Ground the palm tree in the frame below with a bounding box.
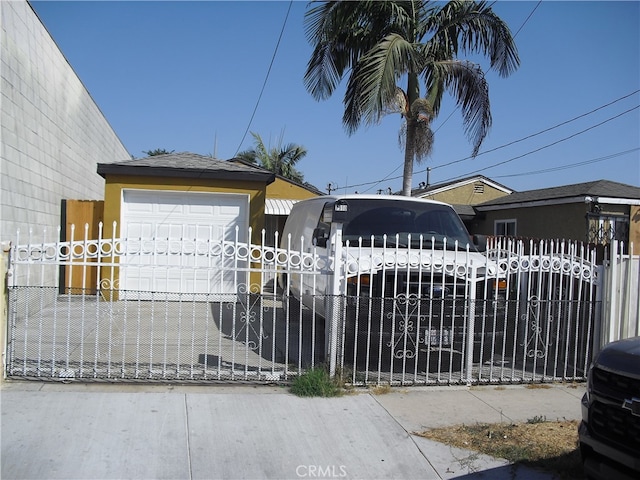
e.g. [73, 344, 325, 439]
[237, 132, 307, 183]
[304, 0, 520, 196]
[143, 148, 175, 156]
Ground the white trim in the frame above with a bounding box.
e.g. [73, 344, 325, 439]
[476, 196, 583, 211]
[595, 197, 640, 206]
[477, 195, 640, 211]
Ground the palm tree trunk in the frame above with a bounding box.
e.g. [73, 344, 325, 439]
[402, 118, 416, 196]
[402, 72, 421, 196]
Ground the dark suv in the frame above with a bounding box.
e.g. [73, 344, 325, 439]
[579, 336, 640, 480]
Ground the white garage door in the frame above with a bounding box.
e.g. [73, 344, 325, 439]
[120, 190, 249, 298]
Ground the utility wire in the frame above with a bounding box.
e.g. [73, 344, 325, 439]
[336, 1, 542, 194]
[513, 1, 542, 38]
[492, 148, 640, 179]
[337, 92, 639, 191]
[233, 1, 293, 156]
[445, 105, 640, 181]
[432, 90, 640, 171]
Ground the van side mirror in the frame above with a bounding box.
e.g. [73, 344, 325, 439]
[472, 234, 487, 252]
[312, 228, 328, 247]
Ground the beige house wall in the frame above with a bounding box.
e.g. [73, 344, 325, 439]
[419, 182, 508, 205]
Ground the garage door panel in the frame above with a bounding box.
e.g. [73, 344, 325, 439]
[188, 203, 216, 215]
[120, 190, 248, 298]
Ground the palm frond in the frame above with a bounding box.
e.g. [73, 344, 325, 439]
[426, 0, 520, 77]
[429, 59, 491, 157]
[304, 1, 411, 100]
[343, 33, 416, 133]
[304, 0, 519, 194]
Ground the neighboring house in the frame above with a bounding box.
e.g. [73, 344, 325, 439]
[1, 0, 129, 246]
[410, 175, 513, 228]
[473, 180, 640, 246]
[229, 158, 323, 245]
[97, 152, 276, 296]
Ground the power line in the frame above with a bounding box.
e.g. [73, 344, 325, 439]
[491, 148, 640, 179]
[431, 90, 640, 171]
[334, 0, 543, 194]
[233, 1, 293, 157]
[513, 1, 542, 38]
[445, 105, 640, 181]
[335, 92, 640, 191]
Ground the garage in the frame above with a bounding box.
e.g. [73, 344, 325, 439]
[97, 152, 276, 299]
[120, 189, 249, 297]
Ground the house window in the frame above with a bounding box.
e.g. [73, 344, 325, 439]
[495, 219, 517, 237]
[474, 184, 484, 194]
[586, 214, 629, 245]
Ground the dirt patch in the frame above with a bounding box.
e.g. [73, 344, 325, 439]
[417, 419, 583, 479]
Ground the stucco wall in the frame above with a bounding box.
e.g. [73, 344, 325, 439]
[266, 178, 320, 201]
[1, 0, 129, 244]
[419, 182, 509, 206]
[629, 206, 640, 247]
[477, 203, 590, 241]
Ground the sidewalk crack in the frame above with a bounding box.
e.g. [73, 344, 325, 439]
[184, 394, 193, 480]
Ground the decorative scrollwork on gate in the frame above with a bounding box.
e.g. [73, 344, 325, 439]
[227, 285, 269, 351]
[521, 295, 551, 359]
[386, 294, 419, 359]
[486, 248, 599, 285]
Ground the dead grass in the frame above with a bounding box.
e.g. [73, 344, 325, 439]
[417, 419, 583, 479]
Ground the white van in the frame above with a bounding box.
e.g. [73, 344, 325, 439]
[278, 195, 497, 362]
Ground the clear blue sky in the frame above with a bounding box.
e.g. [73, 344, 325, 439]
[30, 0, 640, 194]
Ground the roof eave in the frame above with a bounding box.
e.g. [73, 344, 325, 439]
[97, 164, 275, 184]
[476, 195, 640, 211]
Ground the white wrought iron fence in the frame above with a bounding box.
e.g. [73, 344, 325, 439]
[601, 240, 639, 345]
[4, 224, 607, 385]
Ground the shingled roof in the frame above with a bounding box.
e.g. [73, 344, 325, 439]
[475, 180, 640, 208]
[97, 152, 275, 183]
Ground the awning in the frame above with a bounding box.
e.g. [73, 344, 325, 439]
[265, 199, 298, 216]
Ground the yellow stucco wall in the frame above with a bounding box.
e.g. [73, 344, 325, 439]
[266, 177, 320, 200]
[420, 182, 509, 205]
[630, 205, 640, 247]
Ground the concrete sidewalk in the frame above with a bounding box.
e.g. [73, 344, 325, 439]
[1, 381, 585, 480]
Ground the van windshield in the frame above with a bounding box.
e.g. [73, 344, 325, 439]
[339, 199, 473, 250]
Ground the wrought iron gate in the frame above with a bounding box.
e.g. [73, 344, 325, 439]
[5, 225, 602, 385]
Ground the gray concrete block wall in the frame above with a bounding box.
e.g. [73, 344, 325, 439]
[1, 0, 130, 245]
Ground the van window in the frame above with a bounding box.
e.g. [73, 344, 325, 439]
[312, 204, 332, 247]
[339, 199, 472, 249]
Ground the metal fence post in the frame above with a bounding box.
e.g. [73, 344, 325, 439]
[465, 263, 477, 385]
[0, 241, 11, 382]
[326, 224, 344, 378]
